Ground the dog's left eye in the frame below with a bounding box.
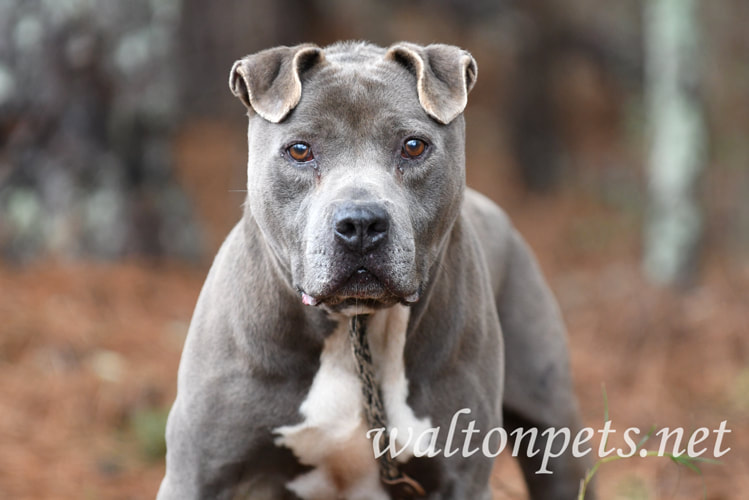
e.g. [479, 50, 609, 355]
[287, 143, 314, 163]
[401, 138, 427, 159]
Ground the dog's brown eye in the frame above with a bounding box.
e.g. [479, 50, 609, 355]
[288, 143, 314, 162]
[402, 138, 427, 159]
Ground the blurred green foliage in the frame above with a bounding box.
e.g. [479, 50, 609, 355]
[128, 407, 170, 461]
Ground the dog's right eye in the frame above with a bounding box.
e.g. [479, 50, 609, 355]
[401, 138, 427, 159]
[287, 143, 314, 163]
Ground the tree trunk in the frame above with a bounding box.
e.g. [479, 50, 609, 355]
[643, 0, 706, 287]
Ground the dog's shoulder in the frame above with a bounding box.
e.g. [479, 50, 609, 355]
[198, 222, 250, 295]
[189, 220, 270, 330]
[463, 188, 511, 231]
[462, 188, 514, 277]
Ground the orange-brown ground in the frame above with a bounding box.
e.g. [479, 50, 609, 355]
[1, 123, 747, 499]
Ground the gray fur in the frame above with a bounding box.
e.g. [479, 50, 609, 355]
[158, 41, 592, 500]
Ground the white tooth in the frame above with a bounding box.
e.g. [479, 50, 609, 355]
[404, 292, 419, 303]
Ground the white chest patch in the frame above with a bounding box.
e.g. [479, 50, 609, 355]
[273, 304, 433, 500]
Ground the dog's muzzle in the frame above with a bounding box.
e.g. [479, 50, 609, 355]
[299, 200, 419, 310]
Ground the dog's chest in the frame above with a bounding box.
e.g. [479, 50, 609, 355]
[274, 305, 432, 500]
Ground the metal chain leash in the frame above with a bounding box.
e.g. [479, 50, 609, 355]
[348, 315, 426, 499]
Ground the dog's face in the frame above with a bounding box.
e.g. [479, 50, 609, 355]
[230, 42, 477, 312]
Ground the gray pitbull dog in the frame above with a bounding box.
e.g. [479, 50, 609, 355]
[158, 41, 592, 500]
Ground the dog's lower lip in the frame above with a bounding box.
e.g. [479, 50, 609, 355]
[300, 268, 416, 307]
[342, 268, 380, 293]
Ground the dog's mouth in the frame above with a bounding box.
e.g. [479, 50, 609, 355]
[300, 266, 419, 311]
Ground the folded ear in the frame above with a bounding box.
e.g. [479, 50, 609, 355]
[229, 44, 324, 123]
[386, 42, 477, 125]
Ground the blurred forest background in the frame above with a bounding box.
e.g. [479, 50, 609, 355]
[1, 0, 748, 498]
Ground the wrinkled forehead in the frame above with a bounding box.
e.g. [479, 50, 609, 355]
[288, 53, 434, 137]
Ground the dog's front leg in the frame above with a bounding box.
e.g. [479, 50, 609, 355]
[497, 229, 594, 500]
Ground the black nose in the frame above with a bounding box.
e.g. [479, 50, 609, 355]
[333, 203, 390, 254]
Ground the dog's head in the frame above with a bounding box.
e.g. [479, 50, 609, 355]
[229, 42, 477, 313]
